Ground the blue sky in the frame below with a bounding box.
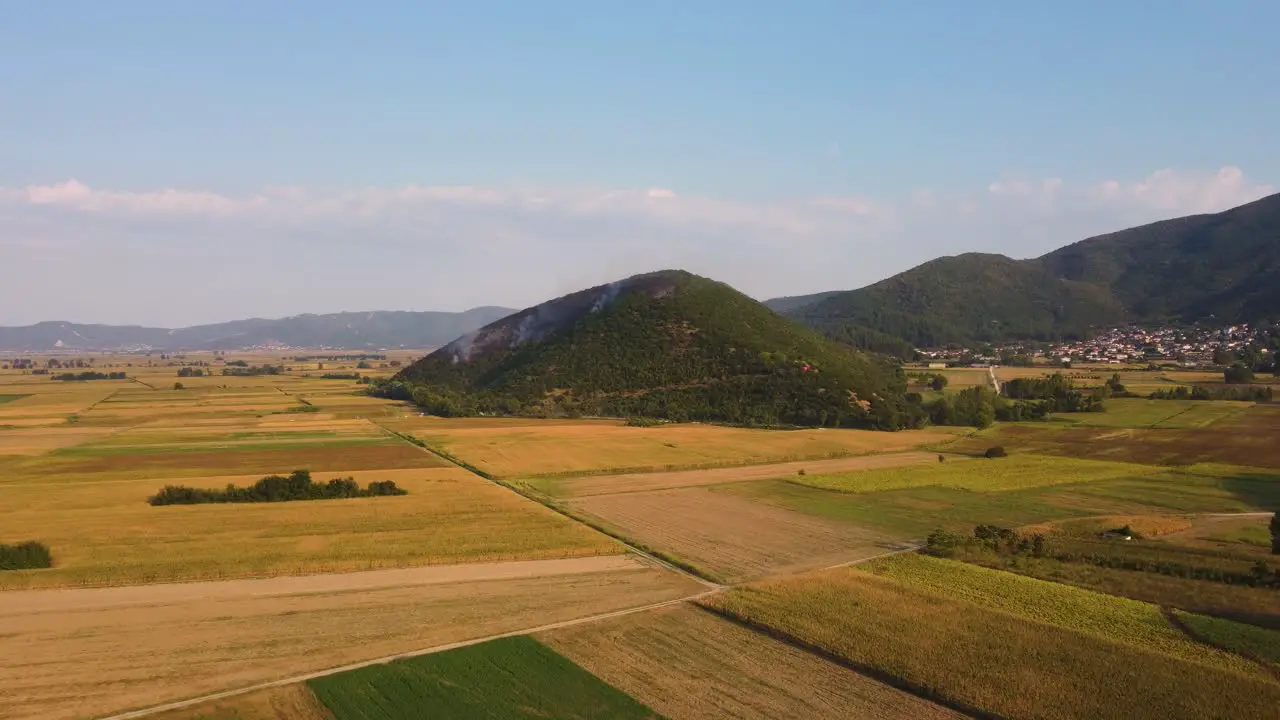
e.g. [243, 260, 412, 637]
[2, 1, 1278, 325]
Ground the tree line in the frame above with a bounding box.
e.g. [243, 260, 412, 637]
[148, 470, 407, 505]
[51, 371, 127, 381]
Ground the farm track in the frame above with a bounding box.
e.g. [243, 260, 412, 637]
[80, 427, 930, 720]
[93, 588, 720, 720]
[0, 555, 646, 615]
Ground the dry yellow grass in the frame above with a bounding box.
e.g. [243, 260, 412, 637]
[392, 418, 959, 478]
[0, 426, 120, 455]
[1020, 514, 1195, 538]
[569, 486, 896, 582]
[541, 604, 964, 720]
[1, 467, 620, 589]
[547, 451, 941, 498]
[0, 556, 702, 720]
[148, 685, 333, 720]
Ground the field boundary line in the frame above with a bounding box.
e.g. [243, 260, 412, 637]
[691, 603, 999, 720]
[1160, 606, 1280, 682]
[373, 422, 724, 588]
[93, 589, 719, 720]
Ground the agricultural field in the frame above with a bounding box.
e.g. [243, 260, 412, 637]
[536, 450, 940, 498]
[724, 460, 1277, 538]
[951, 404, 1280, 467]
[861, 554, 1270, 676]
[147, 686, 331, 720]
[568, 486, 900, 582]
[1048, 398, 1254, 429]
[386, 416, 960, 478]
[1, 466, 621, 589]
[704, 564, 1280, 720]
[791, 454, 1161, 494]
[541, 604, 964, 720]
[1, 555, 703, 720]
[307, 636, 660, 720]
[952, 512, 1280, 629]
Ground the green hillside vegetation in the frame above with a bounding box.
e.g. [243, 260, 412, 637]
[784, 193, 1280, 346]
[386, 271, 920, 429]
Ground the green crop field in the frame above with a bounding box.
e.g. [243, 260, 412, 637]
[792, 454, 1160, 494]
[307, 636, 663, 720]
[727, 459, 1276, 539]
[705, 566, 1280, 720]
[861, 554, 1266, 676]
[1049, 399, 1254, 429]
[1174, 611, 1280, 666]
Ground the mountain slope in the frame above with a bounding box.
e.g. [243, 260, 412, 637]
[783, 193, 1280, 347]
[0, 308, 514, 352]
[393, 270, 914, 429]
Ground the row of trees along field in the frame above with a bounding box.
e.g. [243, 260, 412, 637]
[371, 368, 1107, 431]
[149, 470, 407, 505]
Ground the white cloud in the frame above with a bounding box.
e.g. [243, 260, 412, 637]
[0, 167, 1272, 326]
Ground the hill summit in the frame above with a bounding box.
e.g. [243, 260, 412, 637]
[391, 270, 914, 428]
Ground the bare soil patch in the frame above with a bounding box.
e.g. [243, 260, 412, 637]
[570, 487, 898, 582]
[540, 604, 963, 720]
[0, 557, 701, 720]
[553, 452, 941, 498]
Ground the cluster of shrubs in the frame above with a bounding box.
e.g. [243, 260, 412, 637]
[925, 524, 1049, 558]
[51, 371, 127, 381]
[220, 364, 284, 376]
[149, 469, 407, 506]
[0, 541, 53, 570]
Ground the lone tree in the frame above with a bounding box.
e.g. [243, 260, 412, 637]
[1271, 512, 1280, 555]
[1224, 364, 1255, 384]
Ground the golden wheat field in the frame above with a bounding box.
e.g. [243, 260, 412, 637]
[389, 417, 962, 478]
[1, 466, 621, 589]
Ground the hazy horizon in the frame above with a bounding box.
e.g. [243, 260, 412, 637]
[4, 2, 1277, 326]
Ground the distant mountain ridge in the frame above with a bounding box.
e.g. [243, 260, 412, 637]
[774, 192, 1280, 348]
[393, 270, 916, 429]
[0, 308, 515, 352]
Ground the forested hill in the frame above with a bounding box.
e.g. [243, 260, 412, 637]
[390, 270, 917, 429]
[779, 192, 1280, 348]
[0, 308, 514, 352]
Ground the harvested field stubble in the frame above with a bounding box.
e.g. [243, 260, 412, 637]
[0, 467, 619, 589]
[545, 451, 941, 498]
[0, 557, 702, 720]
[147, 685, 333, 720]
[704, 567, 1280, 720]
[569, 487, 895, 582]
[392, 418, 958, 478]
[541, 604, 964, 720]
[955, 416, 1280, 468]
[792, 454, 1160, 494]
